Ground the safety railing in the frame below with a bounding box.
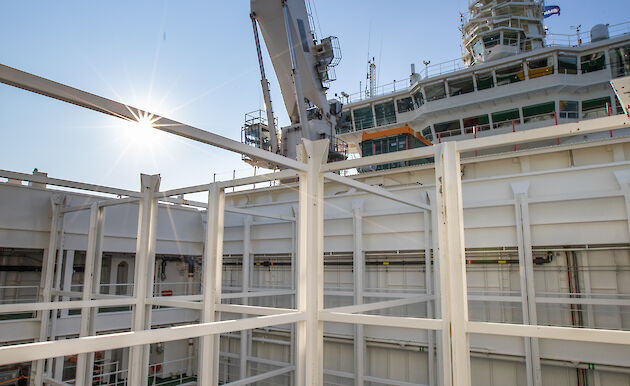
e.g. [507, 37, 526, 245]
[149, 357, 196, 386]
[463, 124, 491, 134]
[341, 77, 412, 104]
[546, 21, 630, 47]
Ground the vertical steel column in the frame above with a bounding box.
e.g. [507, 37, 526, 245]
[240, 216, 252, 380]
[427, 191, 444, 386]
[352, 200, 365, 386]
[423, 201, 436, 386]
[60, 250, 75, 317]
[49, 212, 66, 381]
[434, 142, 471, 386]
[198, 183, 225, 386]
[76, 203, 105, 385]
[32, 194, 65, 386]
[290, 205, 297, 386]
[128, 174, 160, 386]
[511, 182, 542, 386]
[295, 139, 327, 386]
[614, 171, 630, 239]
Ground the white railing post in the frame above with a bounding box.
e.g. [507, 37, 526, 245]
[512, 182, 543, 386]
[352, 200, 365, 386]
[127, 174, 160, 386]
[76, 202, 105, 385]
[295, 139, 328, 386]
[31, 194, 65, 386]
[240, 216, 252, 380]
[434, 142, 472, 386]
[198, 182, 225, 386]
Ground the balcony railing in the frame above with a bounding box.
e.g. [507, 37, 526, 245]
[338, 21, 630, 105]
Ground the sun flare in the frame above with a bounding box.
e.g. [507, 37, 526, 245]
[120, 113, 161, 150]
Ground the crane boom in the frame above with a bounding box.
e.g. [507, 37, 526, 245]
[247, 0, 344, 162]
[250, 14, 279, 154]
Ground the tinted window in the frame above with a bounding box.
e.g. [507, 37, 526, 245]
[448, 76, 475, 97]
[396, 97, 415, 113]
[558, 55, 577, 74]
[581, 52, 606, 73]
[353, 106, 374, 130]
[374, 101, 397, 126]
[475, 72, 494, 90]
[424, 82, 446, 102]
[496, 63, 524, 86]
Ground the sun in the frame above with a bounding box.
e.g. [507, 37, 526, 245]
[120, 113, 162, 150]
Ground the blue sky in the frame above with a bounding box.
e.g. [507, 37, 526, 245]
[1, 1, 628, 193]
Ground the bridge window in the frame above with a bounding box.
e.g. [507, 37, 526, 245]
[475, 71, 494, 90]
[558, 54, 578, 74]
[483, 32, 501, 48]
[353, 106, 374, 130]
[396, 97, 415, 113]
[337, 111, 353, 134]
[582, 96, 611, 119]
[496, 63, 524, 86]
[609, 45, 630, 78]
[492, 108, 520, 128]
[580, 51, 606, 73]
[527, 56, 554, 79]
[425, 82, 446, 102]
[503, 31, 519, 46]
[413, 91, 425, 107]
[422, 126, 433, 141]
[522, 101, 555, 123]
[434, 120, 461, 138]
[559, 101, 578, 119]
[471, 39, 483, 60]
[463, 115, 490, 133]
[374, 101, 397, 126]
[448, 76, 475, 97]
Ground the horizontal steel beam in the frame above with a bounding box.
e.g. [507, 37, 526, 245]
[215, 303, 297, 316]
[146, 297, 202, 310]
[0, 312, 305, 366]
[0, 169, 141, 198]
[0, 298, 136, 313]
[467, 321, 630, 345]
[319, 311, 443, 330]
[221, 289, 294, 299]
[457, 115, 630, 153]
[60, 197, 139, 213]
[0, 64, 308, 171]
[322, 145, 436, 172]
[225, 206, 295, 222]
[468, 294, 630, 307]
[223, 365, 295, 386]
[323, 172, 430, 211]
[216, 169, 299, 189]
[158, 170, 298, 198]
[324, 295, 432, 314]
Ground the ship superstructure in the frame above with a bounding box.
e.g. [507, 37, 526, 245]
[336, 20, 630, 160]
[462, 0, 546, 66]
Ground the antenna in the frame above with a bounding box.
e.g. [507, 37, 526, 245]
[366, 57, 377, 98]
[423, 60, 431, 79]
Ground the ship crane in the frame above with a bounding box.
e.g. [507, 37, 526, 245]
[242, 0, 345, 168]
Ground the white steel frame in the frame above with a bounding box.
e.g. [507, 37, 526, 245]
[1, 65, 630, 386]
